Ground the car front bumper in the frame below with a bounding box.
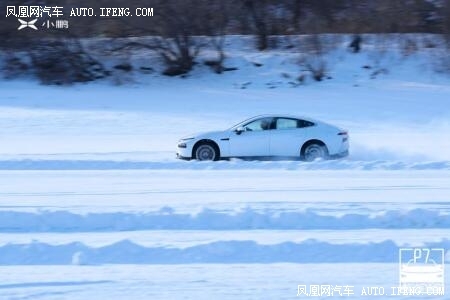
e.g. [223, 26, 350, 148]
[176, 153, 191, 160]
[176, 141, 195, 159]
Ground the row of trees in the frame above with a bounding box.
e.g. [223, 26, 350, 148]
[0, 0, 449, 83]
[2, 0, 448, 38]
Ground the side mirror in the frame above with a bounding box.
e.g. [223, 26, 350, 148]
[235, 126, 245, 135]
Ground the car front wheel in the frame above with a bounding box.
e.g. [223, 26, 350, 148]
[303, 143, 328, 162]
[194, 143, 219, 161]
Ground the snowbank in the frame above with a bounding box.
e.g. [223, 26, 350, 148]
[0, 159, 449, 171]
[0, 208, 449, 232]
[0, 239, 449, 265]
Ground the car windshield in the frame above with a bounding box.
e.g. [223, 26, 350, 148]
[228, 116, 262, 130]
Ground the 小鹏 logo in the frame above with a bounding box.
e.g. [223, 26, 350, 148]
[17, 18, 38, 30]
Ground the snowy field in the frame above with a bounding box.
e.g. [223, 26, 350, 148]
[0, 36, 450, 299]
[1, 264, 449, 300]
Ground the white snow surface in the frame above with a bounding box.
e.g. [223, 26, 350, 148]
[2, 264, 447, 300]
[0, 35, 449, 298]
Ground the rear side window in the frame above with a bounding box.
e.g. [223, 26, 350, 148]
[276, 118, 297, 129]
[297, 119, 315, 128]
[276, 118, 315, 129]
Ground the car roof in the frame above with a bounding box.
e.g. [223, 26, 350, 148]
[228, 114, 330, 130]
[249, 114, 319, 123]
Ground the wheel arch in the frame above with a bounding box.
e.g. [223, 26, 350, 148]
[300, 139, 328, 159]
[192, 139, 221, 159]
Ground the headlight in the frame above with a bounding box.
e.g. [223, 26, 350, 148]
[178, 137, 194, 148]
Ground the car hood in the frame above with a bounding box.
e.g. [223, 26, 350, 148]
[180, 130, 228, 141]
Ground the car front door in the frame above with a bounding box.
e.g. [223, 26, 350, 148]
[270, 118, 310, 157]
[228, 117, 273, 157]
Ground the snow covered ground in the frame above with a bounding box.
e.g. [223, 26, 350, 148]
[0, 264, 448, 300]
[0, 35, 449, 299]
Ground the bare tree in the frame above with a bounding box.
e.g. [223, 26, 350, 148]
[298, 34, 329, 81]
[439, 0, 450, 72]
[29, 37, 109, 85]
[107, 0, 212, 76]
[444, 0, 450, 43]
[202, 1, 236, 73]
[151, 0, 203, 75]
[244, 0, 270, 50]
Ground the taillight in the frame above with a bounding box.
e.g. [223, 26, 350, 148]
[338, 131, 348, 142]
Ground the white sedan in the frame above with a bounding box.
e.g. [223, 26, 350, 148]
[177, 115, 349, 161]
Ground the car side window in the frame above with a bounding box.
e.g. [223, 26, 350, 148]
[244, 117, 273, 131]
[276, 118, 298, 130]
[275, 118, 315, 130]
[297, 119, 315, 128]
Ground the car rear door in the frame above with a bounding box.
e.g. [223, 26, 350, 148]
[270, 118, 310, 157]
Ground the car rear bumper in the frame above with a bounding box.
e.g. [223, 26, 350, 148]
[329, 150, 349, 159]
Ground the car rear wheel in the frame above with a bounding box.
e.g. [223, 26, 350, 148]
[194, 143, 219, 161]
[303, 143, 328, 162]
